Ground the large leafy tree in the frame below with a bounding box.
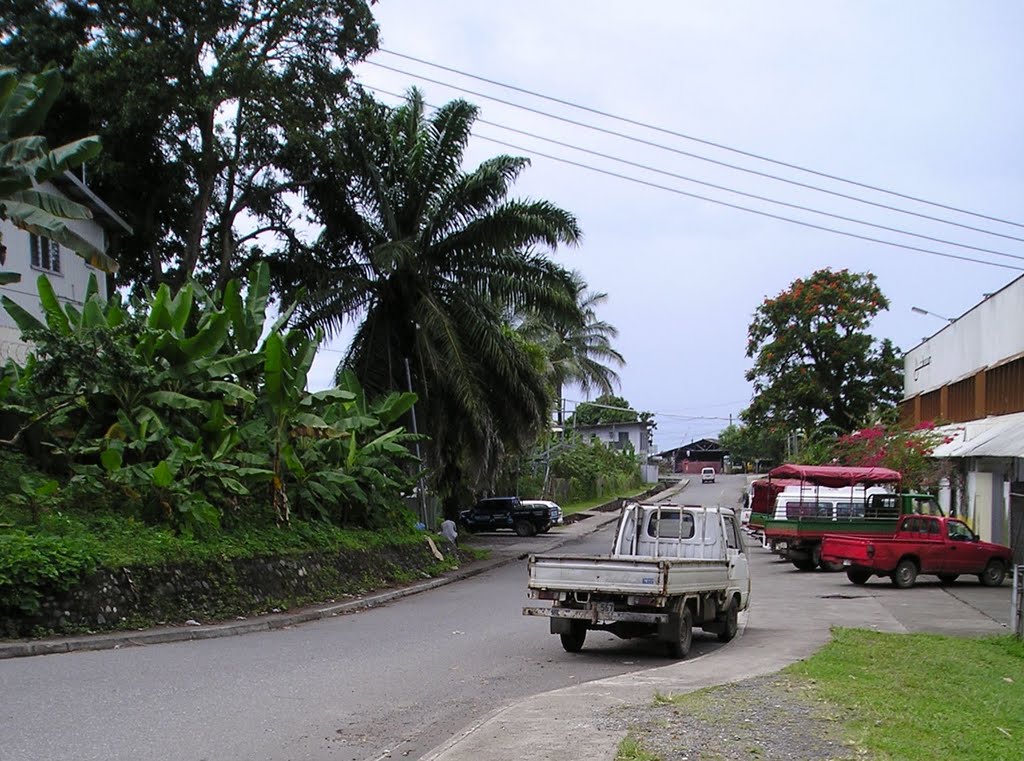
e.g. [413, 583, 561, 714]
[517, 272, 625, 424]
[569, 393, 654, 426]
[0, 66, 119, 282]
[0, 0, 378, 290]
[275, 89, 582, 512]
[743, 268, 903, 436]
[718, 422, 785, 469]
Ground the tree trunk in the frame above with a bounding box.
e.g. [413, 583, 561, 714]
[180, 109, 219, 284]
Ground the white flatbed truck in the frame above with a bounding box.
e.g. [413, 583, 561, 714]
[523, 503, 750, 658]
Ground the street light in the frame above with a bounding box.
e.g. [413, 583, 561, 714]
[910, 306, 955, 323]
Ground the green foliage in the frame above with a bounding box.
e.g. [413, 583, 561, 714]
[718, 422, 786, 468]
[570, 394, 643, 425]
[516, 272, 625, 423]
[0, 531, 97, 614]
[276, 88, 582, 515]
[547, 436, 642, 502]
[1, 263, 419, 534]
[615, 735, 660, 761]
[787, 628, 1024, 761]
[1, 1, 380, 289]
[744, 268, 903, 435]
[0, 66, 117, 281]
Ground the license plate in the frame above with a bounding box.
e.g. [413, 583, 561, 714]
[594, 602, 614, 617]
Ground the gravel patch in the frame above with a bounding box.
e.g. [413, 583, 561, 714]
[600, 673, 868, 760]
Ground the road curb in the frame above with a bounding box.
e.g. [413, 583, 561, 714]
[0, 503, 627, 660]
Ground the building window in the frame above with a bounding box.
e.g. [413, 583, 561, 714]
[29, 234, 62, 275]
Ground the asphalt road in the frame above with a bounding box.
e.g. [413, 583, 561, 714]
[0, 479, 747, 761]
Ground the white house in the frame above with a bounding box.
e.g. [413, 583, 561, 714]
[901, 273, 1024, 562]
[573, 420, 653, 457]
[0, 172, 130, 362]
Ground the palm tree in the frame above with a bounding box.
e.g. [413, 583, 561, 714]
[276, 88, 582, 512]
[518, 272, 625, 425]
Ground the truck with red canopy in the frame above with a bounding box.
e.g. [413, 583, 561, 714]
[761, 464, 943, 571]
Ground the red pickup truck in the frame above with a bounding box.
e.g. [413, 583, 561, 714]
[821, 514, 1012, 589]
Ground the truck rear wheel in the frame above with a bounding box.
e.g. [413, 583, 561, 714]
[791, 558, 816, 571]
[514, 519, 536, 537]
[717, 598, 739, 643]
[979, 561, 1005, 587]
[666, 606, 693, 659]
[560, 622, 586, 652]
[892, 559, 918, 589]
[846, 569, 871, 585]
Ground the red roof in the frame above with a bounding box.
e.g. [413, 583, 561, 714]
[767, 464, 902, 487]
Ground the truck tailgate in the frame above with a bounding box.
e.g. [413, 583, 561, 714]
[820, 534, 875, 565]
[528, 554, 730, 596]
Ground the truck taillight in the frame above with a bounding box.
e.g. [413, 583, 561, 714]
[866, 544, 875, 558]
[535, 589, 559, 600]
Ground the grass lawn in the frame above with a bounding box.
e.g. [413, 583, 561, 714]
[786, 628, 1024, 760]
[561, 486, 651, 516]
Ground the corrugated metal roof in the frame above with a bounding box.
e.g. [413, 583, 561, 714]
[930, 410, 1024, 458]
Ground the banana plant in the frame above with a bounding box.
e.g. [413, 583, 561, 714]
[0, 67, 119, 280]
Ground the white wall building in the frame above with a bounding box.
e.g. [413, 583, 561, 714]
[0, 173, 130, 362]
[573, 420, 653, 458]
[902, 273, 1024, 560]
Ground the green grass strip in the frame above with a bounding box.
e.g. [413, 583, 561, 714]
[786, 628, 1024, 761]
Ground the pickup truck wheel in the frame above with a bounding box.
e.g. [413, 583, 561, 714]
[717, 598, 738, 643]
[666, 606, 693, 659]
[892, 559, 918, 589]
[979, 561, 1006, 587]
[514, 519, 536, 537]
[937, 574, 959, 585]
[846, 569, 871, 585]
[560, 622, 586, 653]
[791, 558, 817, 571]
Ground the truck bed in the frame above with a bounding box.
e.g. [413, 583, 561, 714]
[527, 553, 730, 597]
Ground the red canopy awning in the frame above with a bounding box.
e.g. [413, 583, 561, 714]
[749, 478, 805, 513]
[767, 464, 902, 487]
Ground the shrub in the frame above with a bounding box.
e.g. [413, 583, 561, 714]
[0, 532, 97, 614]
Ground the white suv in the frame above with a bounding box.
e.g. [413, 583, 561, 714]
[700, 467, 716, 484]
[522, 499, 563, 530]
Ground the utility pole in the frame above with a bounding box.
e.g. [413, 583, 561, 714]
[404, 357, 428, 527]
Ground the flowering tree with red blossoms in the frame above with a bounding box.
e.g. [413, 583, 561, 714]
[830, 421, 953, 490]
[743, 268, 903, 436]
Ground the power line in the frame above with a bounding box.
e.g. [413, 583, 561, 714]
[361, 83, 1024, 264]
[365, 60, 1024, 247]
[472, 133, 1023, 271]
[378, 48, 1024, 231]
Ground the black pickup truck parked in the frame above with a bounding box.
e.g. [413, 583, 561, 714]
[459, 497, 552, 537]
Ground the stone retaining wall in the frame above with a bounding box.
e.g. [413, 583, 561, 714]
[1, 538, 457, 638]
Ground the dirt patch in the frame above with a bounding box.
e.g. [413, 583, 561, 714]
[601, 674, 864, 760]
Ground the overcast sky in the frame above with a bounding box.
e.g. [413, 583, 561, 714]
[306, 1, 1024, 452]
